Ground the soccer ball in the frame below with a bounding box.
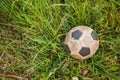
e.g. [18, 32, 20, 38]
[63, 26, 99, 60]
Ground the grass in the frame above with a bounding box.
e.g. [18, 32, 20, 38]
[0, 0, 120, 80]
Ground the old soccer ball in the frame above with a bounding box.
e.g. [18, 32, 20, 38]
[63, 26, 99, 60]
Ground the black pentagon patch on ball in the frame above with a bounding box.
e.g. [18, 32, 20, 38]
[63, 44, 71, 53]
[72, 30, 82, 40]
[91, 31, 98, 40]
[79, 47, 90, 57]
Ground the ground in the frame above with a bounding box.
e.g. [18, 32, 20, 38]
[0, 0, 120, 80]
